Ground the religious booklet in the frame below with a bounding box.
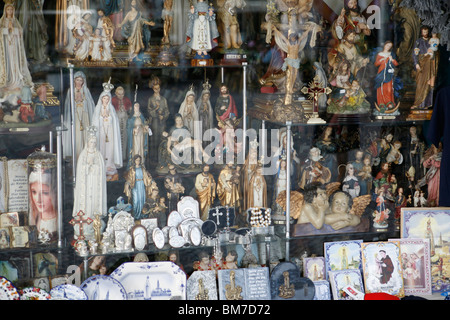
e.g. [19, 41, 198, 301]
[218, 267, 271, 300]
[0, 158, 28, 213]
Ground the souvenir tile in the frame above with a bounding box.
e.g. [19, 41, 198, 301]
[329, 269, 364, 300]
[400, 207, 450, 293]
[324, 240, 363, 278]
[361, 241, 405, 298]
[178, 196, 200, 220]
[269, 262, 315, 300]
[110, 262, 186, 300]
[187, 270, 218, 300]
[218, 267, 271, 300]
[313, 280, 331, 300]
[389, 238, 432, 295]
[303, 257, 326, 281]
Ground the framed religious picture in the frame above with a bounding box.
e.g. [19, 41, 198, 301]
[324, 240, 363, 279]
[10, 226, 30, 248]
[389, 238, 432, 295]
[400, 207, 450, 293]
[33, 252, 58, 278]
[361, 241, 405, 298]
[329, 269, 364, 300]
[303, 257, 326, 281]
[0, 227, 11, 249]
[0, 212, 20, 227]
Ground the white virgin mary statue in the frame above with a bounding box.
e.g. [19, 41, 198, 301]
[72, 126, 107, 241]
[178, 85, 200, 139]
[0, 2, 33, 96]
[91, 79, 123, 181]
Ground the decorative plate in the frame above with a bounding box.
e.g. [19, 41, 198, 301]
[178, 218, 203, 244]
[20, 287, 51, 300]
[50, 284, 88, 300]
[169, 226, 180, 239]
[152, 228, 165, 249]
[80, 275, 128, 300]
[169, 235, 186, 248]
[110, 261, 186, 300]
[167, 211, 183, 227]
[0, 277, 20, 300]
[189, 226, 202, 246]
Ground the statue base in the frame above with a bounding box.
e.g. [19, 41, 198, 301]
[156, 46, 178, 67]
[326, 112, 371, 124]
[191, 52, 214, 66]
[406, 109, 433, 121]
[307, 113, 327, 124]
[220, 53, 247, 66]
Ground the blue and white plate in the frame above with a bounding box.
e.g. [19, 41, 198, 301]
[111, 261, 186, 300]
[50, 284, 88, 300]
[80, 275, 128, 300]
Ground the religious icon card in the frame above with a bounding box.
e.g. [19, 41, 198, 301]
[329, 269, 364, 300]
[303, 257, 326, 281]
[361, 241, 405, 298]
[389, 238, 433, 295]
[400, 207, 450, 293]
[324, 240, 363, 279]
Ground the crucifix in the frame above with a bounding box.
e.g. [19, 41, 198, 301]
[213, 207, 223, 226]
[301, 75, 331, 124]
[69, 210, 94, 240]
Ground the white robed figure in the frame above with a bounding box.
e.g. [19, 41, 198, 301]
[186, 0, 219, 55]
[0, 2, 33, 95]
[91, 80, 123, 180]
[72, 127, 107, 241]
[62, 71, 96, 160]
[178, 85, 200, 138]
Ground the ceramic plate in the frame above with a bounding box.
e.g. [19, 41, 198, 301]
[50, 284, 88, 300]
[167, 211, 183, 227]
[189, 226, 202, 246]
[110, 261, 186, 300]
[152, 228, 165, 249]
[80, 275, 128, 300]
[169, 235, 186, 248]
[20, 287, 51, 300]
[0, 277, 20, 300]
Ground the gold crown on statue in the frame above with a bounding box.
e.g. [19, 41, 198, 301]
[87, 126, 97, 137]
[102, 77, 114, 93]
[202, 78, 212, 92]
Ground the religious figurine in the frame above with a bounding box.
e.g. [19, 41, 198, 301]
[111, 86, 132, 161]
[164, 164, 185, 212]
[299, 147, 331, 190]
[33, 84, 51, 121]
[168, 249, 185, 272]
[161, 0, 174, 45]
[385, 140, 403, 165]
[186, 0, 219, 63]
[193, 251, 215, 271]
[124, 154, 154, 220]
[416, 143, 442, 207]
[373, 162, 395, 201]
[241, 140, 259, 210]
[225, 270, 243, 300]
[357, 154, 373, 196]
[91, 80, 123, 181]
[331, 0, 371, 54]
[95, 8, 115, 53]
[195, 164, 216, 221]
[88, 28, 112, 62]
[315, 126, 338, 181]
[373, 189, 389, 229]
[147, 76, 170, 163]
[62, 71, 96, 161]
[119, 0, 155, 62]
[272, 157, 288, 215]
[197, 79, 214, 145]
[342, 163, 360, 199]
[19, 86, 35, 123]
[126, 102, 149, 168]
[246, 163, 268, 209]
[373, 41, 400, 118]
[0, 1, 33, 96]
[216, 0, 246, 50]
[72, 127, 107, 241]
[411, 26, 439, 111]
[73, 10, 93, 61]
[215, 83, 238, 122]
[404, 125, 425, 182]
[296, 183, 329, 229]
[178, 85, 200, 137]
[326, 190, 367, 230]
[394, 187, 406, 227]
[217, 161, 240, 208]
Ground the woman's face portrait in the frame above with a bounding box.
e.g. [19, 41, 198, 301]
[30, 181, 53, 214]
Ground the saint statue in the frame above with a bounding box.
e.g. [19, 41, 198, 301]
[126, 102, 149, 168]
[178, 85, 200, 137]
[0, 2, 33, 96]
[195, 164, 216, 221]
[216, 0, 246, 50]
[217, 162, 240, 208]
[73, 126, 107, 241]
[186, 0, 219, 56]
[215, 84, 238, 122]
[91, 79, 123, 181]
[111, 86, 132, 161]
[246, 164, 267, 209]
[62, 71, 96, 161]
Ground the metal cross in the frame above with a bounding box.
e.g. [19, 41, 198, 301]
[213, 207, 223, 225]
[69, 210, 93, 240]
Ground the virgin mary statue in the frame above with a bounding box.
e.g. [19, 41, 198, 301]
[91, 79, 123, 181]
[0, 2, 33, 95]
